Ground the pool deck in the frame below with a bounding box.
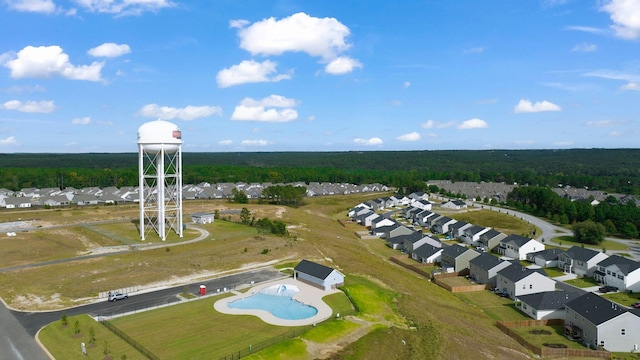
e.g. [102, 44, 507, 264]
[213, 278, 338, 326]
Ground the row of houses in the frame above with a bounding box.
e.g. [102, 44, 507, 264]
[349, 194, 640, 352]
[0, 181, 389, 209]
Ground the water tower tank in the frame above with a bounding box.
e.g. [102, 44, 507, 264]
[137, 119, 182, 154]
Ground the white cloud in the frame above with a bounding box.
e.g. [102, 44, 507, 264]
[138, 104, 222, 120]
[457, 118, 488, 129]
[1, 99, 55, 113]
[396, 132, 421, 142]
[73, 0, 175, 16]
[354, 137, 383, 146]
[64, 141, 77, 147]
[72, 116, 91, 125]
[571, 42, 597, 52]
[2, 45, 103, 81]
[463, 46, 485, 54]
[231, 106, 298, 122]
[621, 82, 640, 91]
[564, 25, 606, 35]
[216, 59, 291, 88]
[324, 56, 362, 75]
[600, 0, 640, 39]
[514, 99, 562, 113]
[307, 115, 316, 122]
[421, 119, 455, 129]
[586, 119, 619, 127]
[231, 95, 298, 122]
[6, 0, 55, 13]
[403, 81, 411, 88]
[229, 19, 249, 29]
[240, 94, 297, 108]
[218, 140, 233, 145]
[0, 136, 18, 145]
[88, 43, 131, 58]
[235, 12, 352, 59]
[241, 139, 271, 146]
[553, 141, 573, 146]
[5, 85, 46, 94]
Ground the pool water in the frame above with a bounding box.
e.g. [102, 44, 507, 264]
[228, 291, 318, 320]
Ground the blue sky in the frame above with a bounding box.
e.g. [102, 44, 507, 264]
[1, 0, 639, 153]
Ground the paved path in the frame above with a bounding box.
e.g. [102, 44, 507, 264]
[0, 300, 49, 360]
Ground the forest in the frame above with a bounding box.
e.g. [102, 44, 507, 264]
[1, 149, 639, 195]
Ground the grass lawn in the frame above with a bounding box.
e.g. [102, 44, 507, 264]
[553, 235, 629, 251]
[602, 291, 640, 307]
[39, 314, 143, 359]
[542, 267, 566, 278]
[111, 295, 307, 360]
[512, 325, 586, 350]
[455, 291, 529, 321]
[565, 277, 600, 288]
[449, 209, 539, 237]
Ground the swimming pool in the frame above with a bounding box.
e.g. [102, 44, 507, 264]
[228, 284, 318, 320]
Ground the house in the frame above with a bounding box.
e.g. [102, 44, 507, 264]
[413, 210, 437, 227]
[440, 199, 467, 210]
[431, 216, 457, 234]
[386, 230, 421, 251]
[402, 232, 438, 254]
[411, 243, 443, 264]
[191, 212, 215, 224]
[440, 245, 480, 273]
[408, 191, 428, 202]
[594, 255, 640, 292]
[468, 253, 512, 288]
[498, 235, 544, 260]
[447, 220, 472, 240]
[460, 225, 491, 245]
[412, 199, 432, 211]
[565, 292, 640, 351]
[73, 194, 99, 206]
[370, 215, 395, 231]
[293, 259, 345, 291]
[376, 222, 414, 240]
[478, 229, 507, 251]
[526, 248, 564, 268]
[558, 246, 609, 277]
[354, 211, 379, 227]
[495, 264, 555, 300]
[2, 197, 32, 209]
[38, 195, 70, 207]
[518, 291, 580, 320]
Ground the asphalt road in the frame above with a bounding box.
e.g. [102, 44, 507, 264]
[3, 267, 284, 360]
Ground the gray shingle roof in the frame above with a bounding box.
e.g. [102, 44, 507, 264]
[469, 253, 509, 271]
[500, 234, 533, 247]
[528, 248, 563, 261]
[565, 292, 630, 325]
[497, 263, 547, 282]
[412, 243, 442, 259]
[596, 255, 640, 275]
[562, 246, 603, 262]
[294, 259, 337, 280]
[518, 291, 580, 311]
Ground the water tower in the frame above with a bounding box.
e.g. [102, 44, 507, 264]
[137, 119, 183, 241]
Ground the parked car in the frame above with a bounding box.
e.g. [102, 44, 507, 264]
[108, 292, 128, 302]
[631, 302, 640, 309]
[598, 285, 618, 293]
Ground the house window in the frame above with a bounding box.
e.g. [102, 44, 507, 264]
[612, 272, 617, 277]
[621, 329, 626, 336]
[529, 284, 533, 289]
[617, 274, 623, 280]
[607, 270, 611, 275]
[523, 284, 526, 289]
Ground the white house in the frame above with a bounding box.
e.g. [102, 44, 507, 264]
[440, 199, 467, 210]
[558, 246, 609, 277]
[293, 259, 345, 291]
[565, 292, 640, 352]
[191, 212, 215, 224]
[498, 235, 544, 261]
[517, 291, 580, 320]
[495, 264, 556, 300]
[594, 255, 640, 293]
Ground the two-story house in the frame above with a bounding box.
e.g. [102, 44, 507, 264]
[558, 246, 609, 277]
[594, 255, 640, 292]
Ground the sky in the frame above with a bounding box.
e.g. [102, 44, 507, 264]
[0, 0, 639, 153]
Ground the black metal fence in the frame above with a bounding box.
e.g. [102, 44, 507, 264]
[101, 319, 160, 360]
[219, 326, 312, 360]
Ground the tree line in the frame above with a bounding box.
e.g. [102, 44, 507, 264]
[1, 149, 639, 195]
[507, 186, 640, 243]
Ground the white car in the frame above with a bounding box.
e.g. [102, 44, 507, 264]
[108, 292, 128, 302]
